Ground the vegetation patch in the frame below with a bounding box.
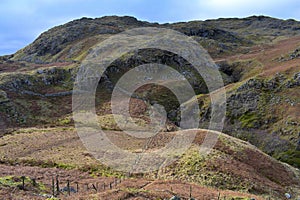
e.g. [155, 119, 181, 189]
[0, 175, 46, 191]
[238, 112, 260, 128]
[276, 149, 300, 168]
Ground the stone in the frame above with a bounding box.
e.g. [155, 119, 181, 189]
[37, 69, 44, 74]
[285, 193, 291, 199]
[0, 90, 9, 103]
[169, 196, 181, 200]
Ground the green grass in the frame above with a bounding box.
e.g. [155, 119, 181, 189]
[57, 116, 73, 126]
[238, 112, 260, 128]
[160, 146, 250, 191]
[0, 175, 46, 191]
[276, 149, 300, 168]
[98, 114, 148, 131]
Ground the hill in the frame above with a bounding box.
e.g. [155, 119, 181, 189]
[0, 15, 300, 199]
[0, 128, 299, 199]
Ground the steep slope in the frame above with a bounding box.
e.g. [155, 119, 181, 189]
[197, 36, 300, 168]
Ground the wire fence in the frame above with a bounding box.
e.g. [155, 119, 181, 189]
[13, 175, 273, 200]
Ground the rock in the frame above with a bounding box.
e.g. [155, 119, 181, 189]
[0, 90, 9, 103]
[263, 78, 279, 90]
[169, 196, 181, 200]
[296, 133, 300, 151]
[275, 72, 286, 83]
[45, 91, 73, 97]
[285, 193, 291, 199]
[294, 72, 300, 80]
[37, 69, 44, 74]
[286, 72, 300, 88]
[60, 186, 77, 193]
[21, 90, 43, 97]
[227, 90, 260, 117]
[237, 78, 262, 91]
[24, 79, 32, 86]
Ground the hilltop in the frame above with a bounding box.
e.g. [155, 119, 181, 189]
[10, 15, 300, 63]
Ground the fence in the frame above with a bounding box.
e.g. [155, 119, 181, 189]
[12, 175, 274, 200]
[50, 175, 124, 197]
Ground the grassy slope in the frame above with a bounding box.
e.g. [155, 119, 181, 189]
[0, 127, 299, 199]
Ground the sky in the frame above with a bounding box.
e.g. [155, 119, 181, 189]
[0, 0, 300, 56]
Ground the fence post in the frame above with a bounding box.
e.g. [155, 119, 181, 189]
[32, 178, 37, 187]
[92, 184, 97, 192]
[67, 180, 70, 196]
[56, 175, 60, 196]
[52, 177, 55, 196]
[109, 182, 112, 189]
[75, 182, 79, 193]
[21, 176, 25, 190]
[189, 185, 192, 198]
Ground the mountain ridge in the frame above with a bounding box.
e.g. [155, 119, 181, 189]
[9, 15, 300, 63]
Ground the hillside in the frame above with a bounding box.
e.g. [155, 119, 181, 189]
[0, 15, 300, 199]
[0, 128, 299, 199]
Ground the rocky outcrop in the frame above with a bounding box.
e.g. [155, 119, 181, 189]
[286, 72, 300, 88]
[0, 66, 76, 93]
[227, 90, 260, 118]
[169, 23, 250, 44]
[277, 47, 300, 62]
[0, 90, 9, 104]
[12, 16, 151, 63]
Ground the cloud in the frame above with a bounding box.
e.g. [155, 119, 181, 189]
[196, 0, 300, 19]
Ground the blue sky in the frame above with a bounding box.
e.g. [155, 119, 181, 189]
[0, 0, 299, 55]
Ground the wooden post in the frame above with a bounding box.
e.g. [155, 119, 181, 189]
[189, 185, 192, 198]
[21, 176, 25, 190]
[52, 177, 55, 196]
[92, 184, 97, 192]
[76, 182, 79, 193]
[32, 178, 36, 187]
[56, 175, 60, 196]
[67, 180, 70, 196]
[103, 183, 105, 190]
[109, 182, 112, 189]
[217, 192, 220, 200]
